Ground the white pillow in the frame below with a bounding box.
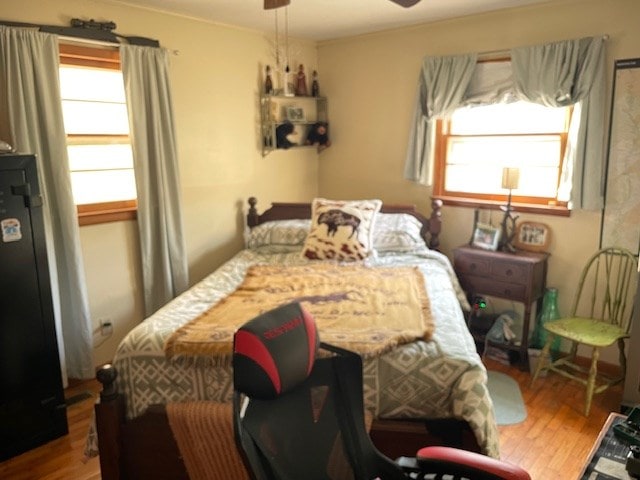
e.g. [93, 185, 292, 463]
[373, 213, 426, 253]
[247, 219, 310, 250]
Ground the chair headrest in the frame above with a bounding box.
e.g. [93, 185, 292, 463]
[233, 302, 319, 400]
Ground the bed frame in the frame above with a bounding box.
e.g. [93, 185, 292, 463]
[94, 196, 481, 480]
[246, 196, 443, 251]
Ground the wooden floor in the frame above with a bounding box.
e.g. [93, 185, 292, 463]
[0, 360, 624, 480]
[0, 379, 102, 480]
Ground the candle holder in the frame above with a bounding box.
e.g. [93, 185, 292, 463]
[499, 167, 520, 252]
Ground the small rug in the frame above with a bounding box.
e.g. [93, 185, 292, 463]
[487, 371, 527, 426]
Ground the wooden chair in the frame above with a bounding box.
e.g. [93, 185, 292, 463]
[531, 247, 638, 416]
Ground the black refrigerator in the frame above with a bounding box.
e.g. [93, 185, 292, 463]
[0, 153, 68, 461]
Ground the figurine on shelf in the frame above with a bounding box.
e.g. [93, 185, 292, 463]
[264, 65, 273, 95]
[283, 65, 294, 97]
[295, 64, 308, 96]
[311, 70, 319, 97]
[305, 122, 330, 152]
[276, 122, 297, 149]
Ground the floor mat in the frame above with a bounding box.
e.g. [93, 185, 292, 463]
[487, 370, 527, 425]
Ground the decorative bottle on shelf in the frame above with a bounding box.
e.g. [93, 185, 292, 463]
[264, 65, 273, 95]
[531, 287, 562, 351]
[283, 64, 294, 97]
[311, 70, 319, 97]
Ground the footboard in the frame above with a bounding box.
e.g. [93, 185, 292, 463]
[94, 364, 480, 479]
[94, 365, 188, 480]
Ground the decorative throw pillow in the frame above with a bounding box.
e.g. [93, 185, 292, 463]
[302, 198, 382, 261]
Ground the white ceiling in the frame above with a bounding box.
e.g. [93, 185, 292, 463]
[112, 0, 554, 41]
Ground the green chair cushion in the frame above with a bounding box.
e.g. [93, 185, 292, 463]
[543, 317, 628, 347]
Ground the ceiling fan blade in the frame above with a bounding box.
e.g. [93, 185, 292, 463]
[264, 0, 290, 9]
[389, 0, 421, 7]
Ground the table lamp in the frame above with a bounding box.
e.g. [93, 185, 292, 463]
[499, 167, 520, 252]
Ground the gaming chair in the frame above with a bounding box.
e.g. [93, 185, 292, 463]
[232, 302, 531, 480]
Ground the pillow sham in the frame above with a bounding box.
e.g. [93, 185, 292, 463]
[247, 219, 310, 250]
[373, 213, 426, 253]
[302, 198, 382, 261]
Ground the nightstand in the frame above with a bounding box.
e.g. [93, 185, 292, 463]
[453, 245, 549, 370]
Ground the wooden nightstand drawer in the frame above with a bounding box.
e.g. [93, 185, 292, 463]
[460, 275, 527, 302]
[490, 260, 528, 284]
[454, 255, 491, 276]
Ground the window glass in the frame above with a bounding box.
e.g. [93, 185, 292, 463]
[436, 100, 571, 209]
[58, 55, 137, 216]
[67, 143, 135, 205]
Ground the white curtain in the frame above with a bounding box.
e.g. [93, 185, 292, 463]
[511, 36, 606, 210]
[404, 53, 477, 186]
[0, 26, 94, 379]
[120, 44, 188, 317]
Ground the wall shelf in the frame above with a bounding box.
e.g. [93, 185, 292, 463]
[260, 95, 329, 156]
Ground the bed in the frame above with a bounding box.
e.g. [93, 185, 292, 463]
[88, 197, 500, 479]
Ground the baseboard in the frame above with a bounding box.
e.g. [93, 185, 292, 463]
[573, 354, 622, 377]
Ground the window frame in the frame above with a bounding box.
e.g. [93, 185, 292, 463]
[431, 70, 572, 217]
[59, 43, 137, 226]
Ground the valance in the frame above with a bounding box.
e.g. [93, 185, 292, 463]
[404, 35, 607, 210]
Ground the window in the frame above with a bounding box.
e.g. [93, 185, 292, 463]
[59, 44, 136, 225]
[433, 66, 573, 216]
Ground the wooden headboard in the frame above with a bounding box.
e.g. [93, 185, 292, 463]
[246, 197, 443, 250]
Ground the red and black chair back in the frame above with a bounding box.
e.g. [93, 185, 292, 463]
[232, 301, 405, 480]
[232, 302, 531, 480]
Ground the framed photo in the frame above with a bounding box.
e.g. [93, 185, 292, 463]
[286, 106, 305, 122]
[471, 223, 501, 251]
[514, 221, 551, 252]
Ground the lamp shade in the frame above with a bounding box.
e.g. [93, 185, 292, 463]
[501, 167, 520, 190]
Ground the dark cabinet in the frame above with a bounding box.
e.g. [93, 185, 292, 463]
[0, 153, 68, 461]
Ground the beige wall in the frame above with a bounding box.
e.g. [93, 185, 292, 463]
[5, 0, 638, 368]
[317, 0, 640, 363]
[4, 0, 320, 367]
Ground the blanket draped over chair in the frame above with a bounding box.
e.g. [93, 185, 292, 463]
[164, 263, 433, 362]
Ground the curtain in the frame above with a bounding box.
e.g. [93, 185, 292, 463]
[403, 53, 477, 186]
[511, 36, 606, 210]
[0, 26, 94, 379]
[120, 44, 188, 317]
[404, 37, 606, 210]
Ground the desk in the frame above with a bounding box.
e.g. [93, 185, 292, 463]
[578, 412, 633, 480]
[453, 245, 548, 370]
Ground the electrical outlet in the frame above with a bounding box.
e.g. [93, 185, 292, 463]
[100, 319, 113, 337]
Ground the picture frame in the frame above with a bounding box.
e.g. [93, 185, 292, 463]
[514, 221, 551, 252]
[285, 106, 305, 122]
[471, 223, 501, 251]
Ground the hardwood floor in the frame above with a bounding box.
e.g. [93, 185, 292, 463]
[0, 361, 624, 479]
[485, 357, 624, 479]
[0, 379, 102, 480]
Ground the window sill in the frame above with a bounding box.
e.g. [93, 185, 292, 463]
[434, 196, 571, 217]
[77, 202, 137, 226]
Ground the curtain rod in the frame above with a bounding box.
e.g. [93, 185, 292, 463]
[479, 34, 609, 59]
[0, 19, 160, 48]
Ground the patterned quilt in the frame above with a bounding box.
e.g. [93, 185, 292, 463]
[86, 245, 500, 458]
